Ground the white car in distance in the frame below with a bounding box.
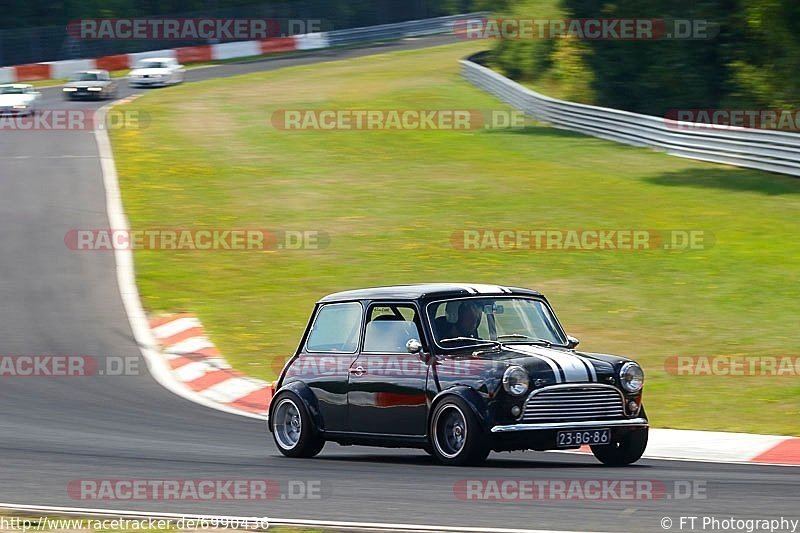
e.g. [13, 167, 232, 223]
[128, 58, 185, 88]
[0, 84, 41, 116]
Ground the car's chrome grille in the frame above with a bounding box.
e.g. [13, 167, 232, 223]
[522, 385, 625, 423]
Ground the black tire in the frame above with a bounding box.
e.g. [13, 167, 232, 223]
[270, 391, 325, 458]
[429, 396, 490, 466]
[591, 427, 648, 466]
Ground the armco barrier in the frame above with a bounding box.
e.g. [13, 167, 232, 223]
[461, 56, 800, 178]
[1, 13, 484, 83]
[327, 13, 469, 46]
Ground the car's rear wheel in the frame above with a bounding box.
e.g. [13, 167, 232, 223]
[429, 397, 489, 466]
[271, 391, 325, 458]
[591, 427, 648, 466]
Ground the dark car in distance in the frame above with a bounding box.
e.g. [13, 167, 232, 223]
[62, 70, 118, 100]
[268, 284, 648, 466]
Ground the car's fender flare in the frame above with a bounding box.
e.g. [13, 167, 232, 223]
[268, 381, 325, 434]
[429, 386, 491, 433]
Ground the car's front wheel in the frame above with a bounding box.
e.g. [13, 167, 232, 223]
[429, 397, 490, 466]
[270, 391, 325, 458]
[591, 427, 648, 466]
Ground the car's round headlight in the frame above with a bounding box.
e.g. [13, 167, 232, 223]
[619, 362, 644, 392]
[503, 365, 529, 396]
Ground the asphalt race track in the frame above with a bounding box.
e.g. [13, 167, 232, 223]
[1, 35, 797, 532]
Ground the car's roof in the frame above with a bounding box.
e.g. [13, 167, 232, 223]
[74, 69, 107, 74]
[318, 283, 541, 303]
[0, 83, 33, 89]
[137, 57, 173, 62]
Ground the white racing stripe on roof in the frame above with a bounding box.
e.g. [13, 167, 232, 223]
[466, 284, 510, 294]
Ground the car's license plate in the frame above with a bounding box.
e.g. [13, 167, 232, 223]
[557, 428, 611, 447]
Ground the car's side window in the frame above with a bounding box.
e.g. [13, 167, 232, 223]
[306, 302, 362, 353]
[363, 304, 422, 353]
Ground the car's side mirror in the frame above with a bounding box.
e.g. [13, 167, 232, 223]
[406, 338, 431, 363]
[566, 336, 580, 349]
[406, 339, 422, 354]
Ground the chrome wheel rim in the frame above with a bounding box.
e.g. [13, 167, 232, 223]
[273, 398, 302, 450]
[433, 404, 467, 459]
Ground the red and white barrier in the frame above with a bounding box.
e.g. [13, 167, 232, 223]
[0, 67, 14, 83]
[46, 58, 94, 80]
[1, 34, 328, 83]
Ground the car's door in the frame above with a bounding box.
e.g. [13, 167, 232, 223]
[347, 302, 429, 436]
[290, 301, 363, 432]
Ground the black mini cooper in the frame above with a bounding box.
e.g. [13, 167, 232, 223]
[268, 284, 648, 466]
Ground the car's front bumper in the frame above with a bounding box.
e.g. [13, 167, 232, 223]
[489, 418, 648, 452]
[491, 417, 648, 433]
[0, 108, 32, 116]
[129, 77, 168, 86]
[64, 89, 103, 98]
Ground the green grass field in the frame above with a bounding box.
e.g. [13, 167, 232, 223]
[110, 41, 800, 435]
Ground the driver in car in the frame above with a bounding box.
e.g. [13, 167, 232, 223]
[440, 301, 483, 340]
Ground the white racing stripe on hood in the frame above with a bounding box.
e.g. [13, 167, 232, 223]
[504, 346, 564, 383]
[508, 345, 593, 383]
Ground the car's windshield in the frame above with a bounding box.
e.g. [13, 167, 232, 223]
[429, 297, 567, 348]
[138, 61, 165, 69]
[0, 86, 25, 94]
[70, 72, 98, 81]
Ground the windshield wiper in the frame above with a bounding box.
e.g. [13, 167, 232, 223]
[497, 334, 553, 347]
[439, 337, 504, 357]
[440, 337, 501, 348]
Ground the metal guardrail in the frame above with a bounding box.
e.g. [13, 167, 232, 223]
[461, 55, 800, 178]
[327, 13, 483, 47]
